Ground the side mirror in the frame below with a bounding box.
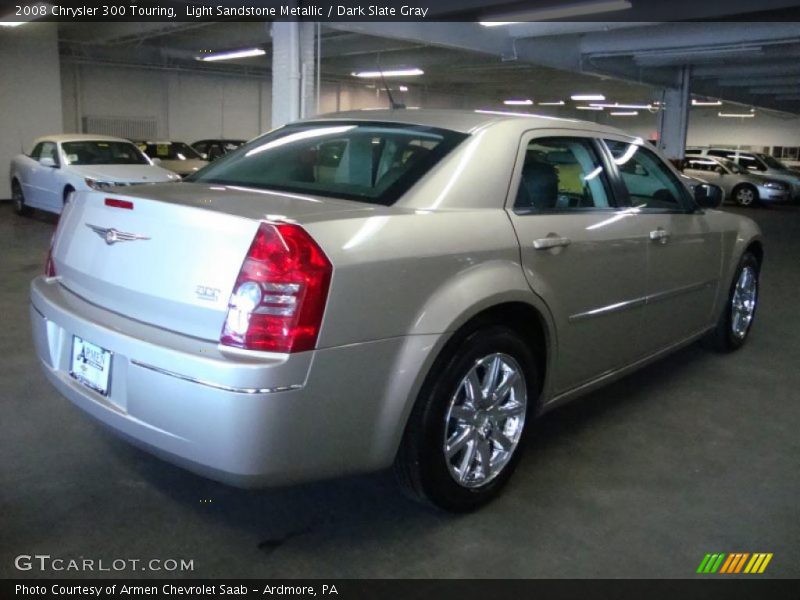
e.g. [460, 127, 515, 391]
[199, 152, 209, 160]
[694, 183, 723, 209]
[151, 157, 162, 165]
[39, 157, 57, 168]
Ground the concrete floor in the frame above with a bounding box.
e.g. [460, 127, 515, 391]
[1, 201, 798, 579]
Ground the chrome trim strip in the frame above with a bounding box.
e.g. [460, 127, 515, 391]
[569, 297, 646, 322]
[569, 279, 717, 322]
[130, 360, 303, 395]
[646, 279, 717, 305]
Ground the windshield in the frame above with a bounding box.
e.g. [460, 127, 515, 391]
[758, 153, 788, 170]
[188, 121, 468, 205]
[140, 142, 202, 161]
[62, 141, 149, 166]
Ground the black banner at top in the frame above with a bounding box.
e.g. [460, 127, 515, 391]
[2, 0, 800, 23]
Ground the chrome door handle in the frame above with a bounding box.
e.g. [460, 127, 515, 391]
[533, 236, 571, 250]
[649, 228, 669, 243]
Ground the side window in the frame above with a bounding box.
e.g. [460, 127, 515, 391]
[605, 140, 690, 210]
[738, 155, 766, 172]
[29, 143, 43, 160]
[194, 142, 208, 155]
[708, 149, 734, 159]
[514, 137, 613, 211]
[686, 158, 718, 173]
[39, 142, 59, 165]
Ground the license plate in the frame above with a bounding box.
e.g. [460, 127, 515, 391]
[70, 336, 113, 396]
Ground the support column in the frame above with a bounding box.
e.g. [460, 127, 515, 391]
[657, 66, 691, 161]
[270, 21, 318, 128]
[271, 21, 301, 128]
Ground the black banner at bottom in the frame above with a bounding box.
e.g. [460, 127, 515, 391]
[4, 579, 800, 600]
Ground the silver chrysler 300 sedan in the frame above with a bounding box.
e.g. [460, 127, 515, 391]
[31, 110, 763, 511]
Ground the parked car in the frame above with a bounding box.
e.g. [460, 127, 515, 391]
[683, 156, 791, 206]
[686, 147, 800, 199]
[191, 139, 246, 161]
[9, 135, 179, 216]
[32, 110, 762, 511]
[135, 141, 209, 177]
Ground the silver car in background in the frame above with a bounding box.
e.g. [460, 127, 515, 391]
[31, 110, 762, 511]
[683, 155, 791, 206]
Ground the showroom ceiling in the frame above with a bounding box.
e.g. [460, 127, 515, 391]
[55, 0, 800, 115]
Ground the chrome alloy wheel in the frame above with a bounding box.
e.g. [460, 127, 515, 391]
[731, 266, 757, 339]
[443, 353, 527, 488]
[736, 187, 755, 206]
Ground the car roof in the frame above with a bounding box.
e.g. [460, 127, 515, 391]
[33, 134, 132, 144]
[303, 108, 632, 137]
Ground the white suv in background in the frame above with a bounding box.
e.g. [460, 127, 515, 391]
[686, 147, 800, 199]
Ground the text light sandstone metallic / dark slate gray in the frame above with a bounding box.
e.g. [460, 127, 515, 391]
[30, 109, 763, 511]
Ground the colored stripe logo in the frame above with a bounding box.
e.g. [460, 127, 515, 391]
[697, 553, 773, 574]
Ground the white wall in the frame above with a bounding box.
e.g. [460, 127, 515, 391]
[0, 23, 63, 198]
[61, 63, 272, 143]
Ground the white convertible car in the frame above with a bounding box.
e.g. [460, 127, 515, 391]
[10, 134, 180, 216]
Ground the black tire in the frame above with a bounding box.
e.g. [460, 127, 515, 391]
[704, 252, 760, 352]
[394, 325, 539, 512]
[63, 186, 75, 205]
[732, 184, 759, 207]
[11, 180, 32, 216]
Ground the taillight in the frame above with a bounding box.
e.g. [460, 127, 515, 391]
[220, 222, 332, 353]
[45, 216, 60, 277]
[45, 247, 56, 277]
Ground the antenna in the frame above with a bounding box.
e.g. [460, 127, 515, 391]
[380, 71, 405, 110]
[375, 54, 405, 110]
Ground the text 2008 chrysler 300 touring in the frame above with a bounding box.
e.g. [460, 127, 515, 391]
[31, 110, 762, 511]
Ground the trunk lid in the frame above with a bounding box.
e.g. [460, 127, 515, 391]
[51, 183, 367, 341]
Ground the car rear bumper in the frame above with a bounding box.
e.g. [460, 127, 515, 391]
[30, 276, 436, 487]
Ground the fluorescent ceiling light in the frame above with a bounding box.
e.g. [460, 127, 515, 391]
[610, 111, 639, 116]
[572, 94, 606, 101]
[718, 112, 755, 118]
[576, 106, 603, 110]
[590, 103, 652, 110]
[198, 48, 265, 62]
[538, 101, 565, 106]
[0, 21, 25, 27]
[351, 68, 424, 78]
[480, 0, 632, 25]
[504, 99, 533, 106]
[399, 85, 408, 92]
[692, 99, 723, 106]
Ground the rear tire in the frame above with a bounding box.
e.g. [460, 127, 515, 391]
[395, 325, 538, 512]
[733, 184, 758, 207]
[704, 252, 759, 352]
[12, 180, 31, 216]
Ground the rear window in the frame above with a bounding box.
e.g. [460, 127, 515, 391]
[187, 121, 468, 205]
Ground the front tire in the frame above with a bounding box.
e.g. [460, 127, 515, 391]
[705, 252, 759, 352]
[395, 326, 538, 512]
[12, 181, 31, 216]
[733, 184, 758, 207]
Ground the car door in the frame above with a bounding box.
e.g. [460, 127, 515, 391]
[26, 141, 62, 210]
[506, 132, 649, 394]
[604, 139, 722, 356]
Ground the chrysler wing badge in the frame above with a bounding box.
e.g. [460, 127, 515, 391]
[86, 224, 151, 245]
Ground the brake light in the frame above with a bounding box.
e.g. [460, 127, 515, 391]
[220, 222, 332, 353]
[45, 216, 59, 277]
[45, 246, 56, 277]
